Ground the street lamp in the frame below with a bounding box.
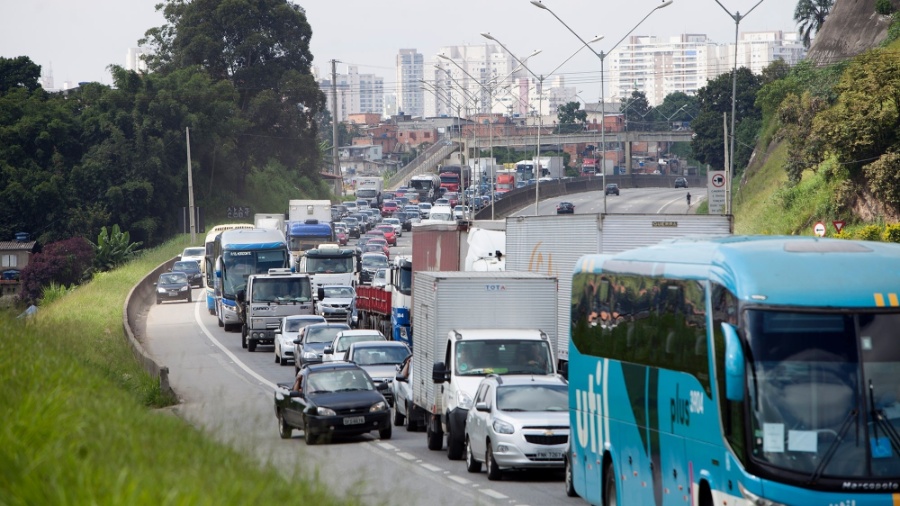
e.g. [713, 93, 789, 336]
[714, 0, 765, 215]
[481, 32, 602, 216]
[438, 50, 541, 220]
[532, 0, 672, 214]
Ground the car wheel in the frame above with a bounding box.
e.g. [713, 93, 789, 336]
[186, 291, 192, 302]
[379, 424, 392, 440]
[393, 403, 405, 427]
[277, 410, 292, 439]
[426, 415, 443, 450]
[603, 460, 617, 506]
[304, 428, 317, 445]
[275, 352, 281, 364]
[447, 423, 464, 460]
[565, 452, 579, 497]
[486, 443, 502, 481]
[156, 298, 161, 305]
[465, 436, 482, 473]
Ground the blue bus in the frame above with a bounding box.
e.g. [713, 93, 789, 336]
[213, 228, 289, 331]
[567, 236, 900, 505]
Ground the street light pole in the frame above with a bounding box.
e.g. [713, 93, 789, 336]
[532, 0, 672, 214]
[714, 0, 764, 216]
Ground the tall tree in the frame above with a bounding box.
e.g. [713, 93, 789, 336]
[556, 101, 587, 133]
[794, 0, 834, 49]
[690, 68, 761, 170]
[0, 56, 42, 94]
[619, 91, 652, 131]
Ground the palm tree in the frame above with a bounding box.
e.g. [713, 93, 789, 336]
[794, 0, 834, 48]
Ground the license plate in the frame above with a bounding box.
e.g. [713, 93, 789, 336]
[168, 291, 178, 296]
[536, 450, 564, 459]
[343, 416, 365, 425]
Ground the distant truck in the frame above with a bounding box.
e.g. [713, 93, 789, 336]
[236, 268, 315, 352]
[355, 177, 384, 208]
[411, 271, 559, 460]
[254, 213, 285, 235]
[355, 256, 413, 344]
[504, 213, 733, 372]
[287, 200, 333, 264]
[408, 173, 441, 204]
[296, 246, 360, 292]
[438, 165, 470, 193]
[516, 157, 564, 180]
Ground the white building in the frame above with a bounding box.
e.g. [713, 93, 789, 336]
[429, 44, 522, 117]
[608, 31, 805, 106]
[316, 65, 384, 122]
[125, 48, 150, 73]
[397, 49, 425, 118]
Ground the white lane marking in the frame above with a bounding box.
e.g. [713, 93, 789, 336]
[421, 463, 442, 472]
[479, 488, 508, 499]
[656, 195, 686, 214]
[397, 452, 416, 460]
[193, 302, 277, 390]
[377, 442, 397, 451]
[448, 475, 471, 485]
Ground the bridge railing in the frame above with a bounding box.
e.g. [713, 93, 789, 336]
[386, 140, 458, 190]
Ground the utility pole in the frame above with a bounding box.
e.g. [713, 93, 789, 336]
[186, 127, 196, 244]
[331, 59, 342, 197]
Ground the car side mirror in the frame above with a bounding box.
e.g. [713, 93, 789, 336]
[376, 382, 389, 392]
[274, 329, 281, 335]
[324, 346, 333, 355]
[293, 339, 302, 345]
[432, 362, 448, 384]
[289, 390, 302, 398]
[475, 402, 489, 413]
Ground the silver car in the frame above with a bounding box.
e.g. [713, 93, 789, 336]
[464, 374, 569, 480]
[274, 314, 325, 365]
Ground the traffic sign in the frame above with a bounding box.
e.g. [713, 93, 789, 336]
[814, 222, 826, 237]
[711, 173, 726, 187]
[833, 221, 846, 233]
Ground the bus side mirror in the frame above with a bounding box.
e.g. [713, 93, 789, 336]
[722, 323, 745, 402]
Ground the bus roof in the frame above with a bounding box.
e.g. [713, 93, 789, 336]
[218, 228, 286, 250]
[577, 235, 900, 309]
[204, 223, 253, 243]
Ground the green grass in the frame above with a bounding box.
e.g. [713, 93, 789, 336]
[0, 236, 349, 505]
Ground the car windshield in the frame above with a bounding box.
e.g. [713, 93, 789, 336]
[307, 369, 374, 393]
[305, 326, 348, 344]
[173, 261, 200, 272]
[455, 340, 554, 376]
[336, 333, 385, 352]
[743, 310, 900, 479]
[159, 273, 187, 284]
[284, 318, 324, 332]
[183, 247, 204, 257]
[496, 384, 568, 412]
[351, 345, 410, 365]
[323, 286, 355, 298]
[362, 256, 389, 268]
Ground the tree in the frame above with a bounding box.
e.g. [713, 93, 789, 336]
[794, 0, 834, 49]
[18, 237, 95, 304]
[0, 56, 42, 94]
[620, 91, 652, 131]
[655, 92, 699, 128]
[690, 68, 761, 170]
[556, 101, 587, 133]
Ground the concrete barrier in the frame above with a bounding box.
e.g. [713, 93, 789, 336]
[122, 257, 178, 399]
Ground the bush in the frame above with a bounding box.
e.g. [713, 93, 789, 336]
[883, 223, 900, 243]
[876, 0, 893, 15]
[18, 237, 95, 304]
[92, 224, 142, 272]
[40, 282, 74, 306]
[856, 224, 884, 241]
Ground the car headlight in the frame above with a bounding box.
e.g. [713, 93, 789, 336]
[317, 407, 336, 416]
[457, 391, 474, 410]
[492, 419, 515, 435]
[302, 351, 318, 360]
[370, 401, 387, 412]
[180, 286, 188, 292]
[738, 483, 786, 506]
[157, 287, 166, 293]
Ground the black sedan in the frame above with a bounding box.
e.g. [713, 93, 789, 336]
[605, 183, 620, 196]
[171, 260, 203, 288]
[556, 201, 575, 214]
[154, 272, 192, 304]
[274, 362, 392, 444]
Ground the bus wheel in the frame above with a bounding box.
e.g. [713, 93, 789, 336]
[603, 460, 617, 506]
[565, 452, 578, 497]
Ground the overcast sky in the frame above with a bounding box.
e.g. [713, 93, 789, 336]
[1, 0, 798, 99]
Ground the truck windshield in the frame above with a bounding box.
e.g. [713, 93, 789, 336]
[305, 256, 354, 273]
[250, 277, 312, 303]
[455, 340, 553, 376]
[744, 309, 900, 479]
[357, 189, 377, 198]
[290, 236, 332, 252]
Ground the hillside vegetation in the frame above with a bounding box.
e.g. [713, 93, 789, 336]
[734, 13, 900, 238]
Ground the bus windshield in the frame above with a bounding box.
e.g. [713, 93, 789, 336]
[222, 250, 287, 297]
[744, 310, 900, 479]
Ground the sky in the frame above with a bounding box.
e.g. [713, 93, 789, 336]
[1, 0, 798, 99]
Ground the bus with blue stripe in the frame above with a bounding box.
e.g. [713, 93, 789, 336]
[567, 236, 900, 505]
[203, 223, 253, 315]
[213, 228, 288, 331]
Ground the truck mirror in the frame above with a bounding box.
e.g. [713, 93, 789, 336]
[557, 360, 569, 380]
[317, 286, 325, 301]
[475, 402, 489, 413]
[236, 290, 245, 303]
[723, 323, 745, 402]
[324, 346, 334, 355]
[289, 390, 302, 398]
[432, 362, 448, 383]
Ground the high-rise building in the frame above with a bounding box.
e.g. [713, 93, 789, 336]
[396, 49, 424, 118]
[316, 64, 385, 122]
[125, 48, 150, 73]
[428, 44, 519, 118]
[608, 31, 805, 106]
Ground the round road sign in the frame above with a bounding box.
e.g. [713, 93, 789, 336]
[711, 173, 726, 187]
[814, 222, 826, 237]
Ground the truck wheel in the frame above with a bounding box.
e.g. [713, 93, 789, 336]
[218, 315, 224, 327]
[447, 423, 464, 460]
[241, 331, 247, 349]
[277, 411, 292, 439]
[426, 415, 443, 451]
[248, 339, 257, 352]
[392, 403, 405, 426]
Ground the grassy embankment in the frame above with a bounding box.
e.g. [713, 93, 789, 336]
[0, 236, 348, 505]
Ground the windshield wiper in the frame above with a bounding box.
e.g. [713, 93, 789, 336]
[868, 380, 900, 457]
[808, 408, 858, 485]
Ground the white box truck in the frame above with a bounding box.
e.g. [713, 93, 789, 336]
[254, 213, 285, 236]
[355, 177, 384, 208]
[505, 213, 732, 371]
[410, 271, 558, 460]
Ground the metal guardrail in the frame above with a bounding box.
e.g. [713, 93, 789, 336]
[474, 175, 703, 220]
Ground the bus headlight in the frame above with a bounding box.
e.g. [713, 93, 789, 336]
[738, 482, 786, 506]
